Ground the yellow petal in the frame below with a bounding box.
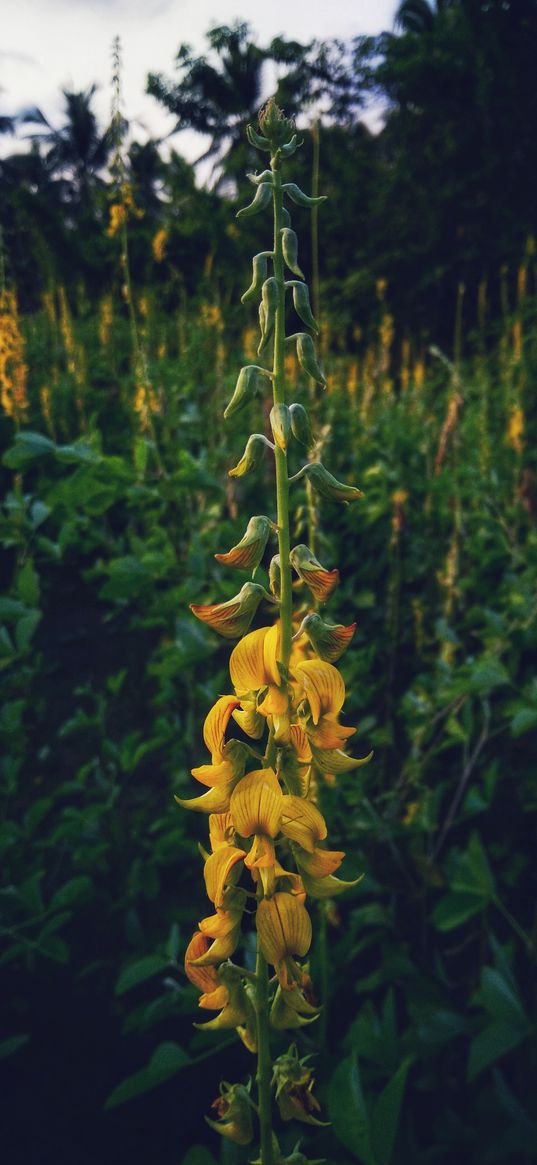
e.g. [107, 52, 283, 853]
[294, 845, 345, 877]
[203, 845, 245, 906]
[280, 795, 327, 852]
[257, 684, 288, 717]
[244, 834, 276, 870]
[209, 811, 235, 851]
[175, 781, 236, 814]
[233, 704, 265, 739]
[256, 891, 312, 965]
[263, 622, 281, 686]
[191, 759, 234, 787]
[290, 724, 312, 763]
[311, 716, 356, 750]
[230, 768, 282, 837]
[185, 932, 224, 996]
[203, 696, 240, 760]
[295, 660, 345, 723]
[199, 985, 229, 1010]
[230, 627, 269, 693]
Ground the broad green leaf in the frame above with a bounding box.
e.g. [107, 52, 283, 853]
[2, 431, 55, 468]
[50, 876, 93, 911]
[372, 1057, 412, 1165]
[105, 1041, 190, 1108]
[432, 891, 484, 931]
[17, 560, 40, 606]
[510, 706, 537, 737]
[468, 658, 510, 694]
[115, 955, 170, 996]
[328, 1053, 376, 1164]
[479, 967, 526, 1023]
[467, 1020, 531, 1081]
[450, 833, 495, 899]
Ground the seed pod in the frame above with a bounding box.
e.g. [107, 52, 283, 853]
[247, 169, 273, 185]
[215, 514, 274, 573]
[289, 403, 315, 449]
[282, 182, 327, 208]
[228, 433, 273, 478]
[224, 365, 269, 420]
[241, 253, 268, 304]
[236, 182, 272, 220]
[270, 403, 291, 450]
[246, 124, 271, 152]
[292, 283, 319, 333]
[289, 544, 339, 602]
[281, 228, 304, 278]
[269, 554, 281, 597]
[289, 461, 364, 503]
[296, 333, 326, 387]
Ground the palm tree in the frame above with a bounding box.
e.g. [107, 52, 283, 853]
[394, 0, 457, 34]
[21, 85, 113, 199]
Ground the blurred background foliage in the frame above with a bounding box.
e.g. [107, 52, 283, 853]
[1, 2, 536, 1163]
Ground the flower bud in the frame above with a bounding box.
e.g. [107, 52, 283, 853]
[246, 123, 271, 152]
[206, 1080, 254, 1145]
[289, 461, 363, 503]
[281, 228, 304, 278]
[291, 283, 319, 334]
[241, 252, 269, 304]
[296, 333, 326, 387]
[258, 99, 296, 147]
[190, 581, 275, 639]
[215, 514, 274, 573]
[247, 169, 273, 186]
[224, 364, 270, 420]
[289, 403, 315, 449]
[290, 544, 339, 602]
[228, 433, 273, 478]
[282, 182, 327, 208]
[298, 611, 355, 661]
[269, 554, 281, 597]
[270, 403, 291, 450]
[270, 984, 320, 1030]
[236, 182, 272, 219]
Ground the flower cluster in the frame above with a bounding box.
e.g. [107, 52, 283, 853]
[179, 100, 370, 1163]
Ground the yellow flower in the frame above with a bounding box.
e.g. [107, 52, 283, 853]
[152, 228, 168, 262]
[184, 932, 229, 1010]
[294, 659, 356, 750]
[256, 891, 312, 988]
[230, 625, 288, 724]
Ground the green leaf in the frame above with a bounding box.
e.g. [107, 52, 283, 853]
[17, 559, 40, 606]
[105, 1041, 190, 1108]
[432, 891, 484, 931]
[0, 1034, 30, 1059]
[468, 658, 510, 694]
[510, 706, 537, 737]
[479, 968, 526, 1023]
[2, 431, 55, 468]
[115, 955, 170, 996]
[50, 876, 93, 911]
[450, 833, 495, 899]
[372, 1057, 412, 1165]
[328, 1053, 376, 1164]
[467, 1020, 531, 1081]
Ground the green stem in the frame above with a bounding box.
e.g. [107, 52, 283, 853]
[271, 157, 293, 673]
[255, 939, 275, 1165]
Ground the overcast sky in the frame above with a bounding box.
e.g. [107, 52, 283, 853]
[2, 0, 399, 157]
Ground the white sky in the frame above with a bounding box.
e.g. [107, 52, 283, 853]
[2, 0, 398, 158]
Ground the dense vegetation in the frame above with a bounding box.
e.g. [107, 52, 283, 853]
[1, 2, 536, 1163]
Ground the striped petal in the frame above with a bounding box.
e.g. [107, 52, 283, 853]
[281, 795, 327, 852]
[290, 544, 339, 602]
[204, 845, 245, 907]
[175, 781, 237, 814]
[299, 612, 356, 662]
[293, 844, 345, 877]
[295, 660, 345, 723]
[311, 716, 356, 750]
[203, 696, 240, 760]
[256, 891, 312, 965]
[209, 811, 235, 851]
[230, 768, 282, 837]
[214, 515, 273, 572]
[230, 627, 270, 693]
[190, 583, 273, 640]
[184, 931, 228, 1009]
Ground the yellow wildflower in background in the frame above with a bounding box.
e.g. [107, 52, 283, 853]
[152, 228, 168, 263]
[506, 404, 525, 454]
[0, 288, 29, 421]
